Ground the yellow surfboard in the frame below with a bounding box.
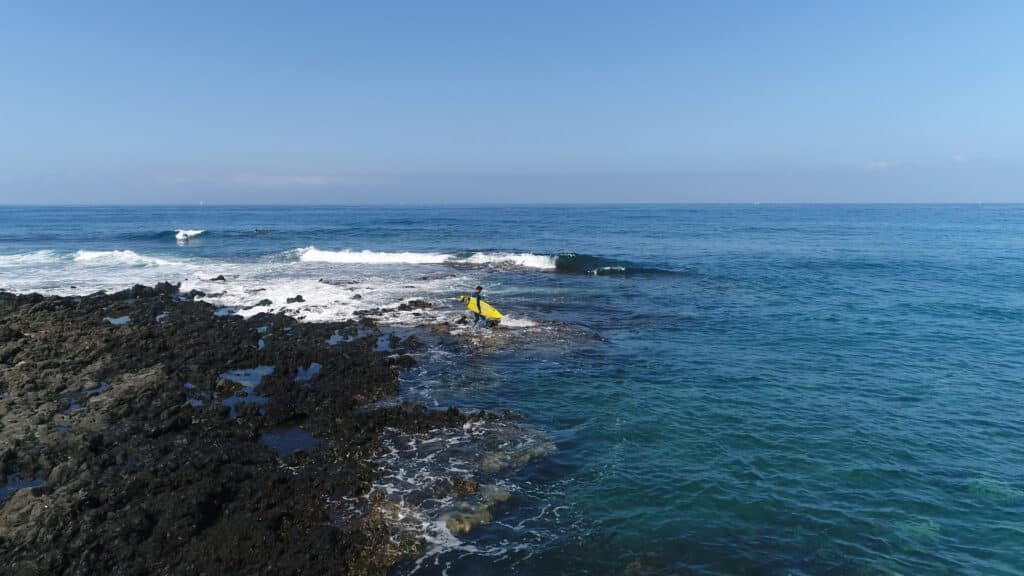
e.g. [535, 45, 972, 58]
[458, 295, 503, 319]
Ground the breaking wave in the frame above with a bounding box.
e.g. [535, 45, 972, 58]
[456, 252, 557, 270]
[296, 247, 556, 268]
[293, 247, 677, 275]
[1, 249, 177, 268]
[72, 250, 172, 267]
[119, 230, 210, 242]
[2, 245, 677, 281]
[0, 250, 62, 267]
[298, 247, 451, 264]
[175, 229, 206, 241]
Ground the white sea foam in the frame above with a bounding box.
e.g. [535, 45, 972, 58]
[295, 247, 558, 270]
[373, 421, 560, 574]
[175, 229, 206, 241]
[180, 271, 464, 325]
[184, 276, 366, 322]
[0, 249, 203, 296]
[498, 315, 538, 328]
[72, 250, 171, 267]
[0, 250, 62, 267]
[2, 246, 538, 328]
[298, 247, 450, 264]
[460, 252, 557, 270]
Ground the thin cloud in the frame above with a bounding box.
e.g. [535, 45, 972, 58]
[232, 175, 331, 188]
[865, 160, 897, 172]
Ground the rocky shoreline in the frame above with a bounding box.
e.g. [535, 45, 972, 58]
[0, 283, 498, 575]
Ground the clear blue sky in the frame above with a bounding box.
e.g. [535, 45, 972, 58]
[1, 1, 1021, 203]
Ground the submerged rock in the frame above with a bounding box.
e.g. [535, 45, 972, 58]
[448, 476, 478, 497]
[443, 485, 510, 535]
[446, 506, 493, 535]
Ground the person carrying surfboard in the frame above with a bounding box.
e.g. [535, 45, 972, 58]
[458, 286, 503, 328]
[469, 286, 488, 328]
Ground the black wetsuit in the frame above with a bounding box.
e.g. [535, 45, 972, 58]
[471, 292, 487, 327]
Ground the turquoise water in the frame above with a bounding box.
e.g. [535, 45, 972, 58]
[2, 205, 1023, 574]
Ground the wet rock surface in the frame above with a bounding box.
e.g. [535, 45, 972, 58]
[0, 284, 479, 575]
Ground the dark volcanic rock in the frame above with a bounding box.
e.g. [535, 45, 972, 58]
[0, 285, 470, 575]
[396, 299, 431, 311]
[286, 295, 305, 304]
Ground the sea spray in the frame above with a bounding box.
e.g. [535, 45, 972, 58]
[175, 229, 206, 242]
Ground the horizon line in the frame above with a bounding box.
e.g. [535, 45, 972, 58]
[2, 201, 1022, 208]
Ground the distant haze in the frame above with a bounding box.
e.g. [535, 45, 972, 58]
[1, 1, 1022, 204]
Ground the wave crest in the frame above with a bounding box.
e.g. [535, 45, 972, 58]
[291, 248, 674, 275]
[459, 252, 557, 270]
[0, 250, 62, 267]
[298, 247, 451, 264]
[296, 247, 560, 269]
[175, 229, 206, 241]
[72, 250, 171, 267]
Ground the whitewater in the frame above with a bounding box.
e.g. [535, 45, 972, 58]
[0, 245, 575, 324]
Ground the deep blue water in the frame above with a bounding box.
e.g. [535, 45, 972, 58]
[1, 205, 1023, 574]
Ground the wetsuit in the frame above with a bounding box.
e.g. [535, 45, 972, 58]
[471, 292, 487, 328]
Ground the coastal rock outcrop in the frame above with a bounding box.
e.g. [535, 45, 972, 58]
[0, 285, 471, 575]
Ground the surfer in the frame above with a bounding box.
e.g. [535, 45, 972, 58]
[470, 285, 488, 328]
[458, 286, 502, 328]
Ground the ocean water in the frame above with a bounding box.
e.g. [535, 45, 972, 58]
[2, 204, 1023, 574]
